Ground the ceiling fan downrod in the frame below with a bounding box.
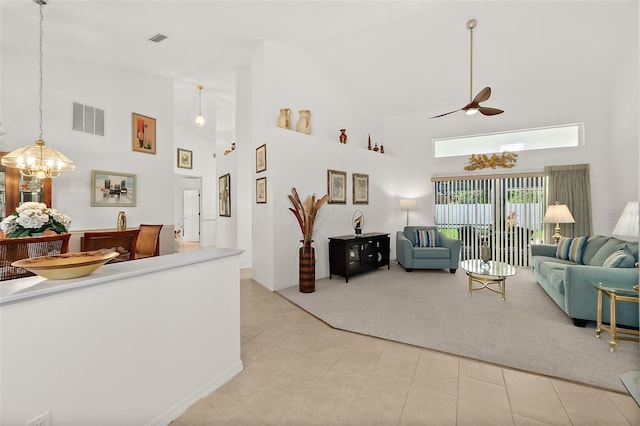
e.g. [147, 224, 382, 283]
[467, 19, 476, 104]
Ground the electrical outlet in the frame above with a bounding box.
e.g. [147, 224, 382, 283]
[26, 411, 50, 426]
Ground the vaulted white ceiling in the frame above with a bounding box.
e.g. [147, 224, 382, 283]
[1, 1, 637, 119]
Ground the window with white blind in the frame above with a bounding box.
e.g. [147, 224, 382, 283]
[432, 173, 546, 266]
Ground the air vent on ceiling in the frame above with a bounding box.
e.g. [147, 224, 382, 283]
[73, 102, 104, 136]
[148, 33, 168, 43]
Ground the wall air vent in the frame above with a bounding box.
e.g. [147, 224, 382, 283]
[73, 102, 104, 136]
[148, 33, 168, 43]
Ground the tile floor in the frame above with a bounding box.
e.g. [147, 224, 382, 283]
[173, 270, 640, 425]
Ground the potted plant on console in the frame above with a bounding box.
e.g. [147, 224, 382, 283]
[288, 187, 328, 293]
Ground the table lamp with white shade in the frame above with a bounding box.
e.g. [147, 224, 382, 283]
[543, 201, 575, 244]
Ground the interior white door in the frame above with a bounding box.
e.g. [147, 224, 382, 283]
[183, 189, 200, 242]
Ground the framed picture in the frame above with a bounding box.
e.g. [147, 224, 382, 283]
[91, 170, 136, 207]
[177, 148, 193, 169]
[327, 169, 347, 204]
[219, 173, 231, 217]
[256, 144, 267, 173]
[132, 112, 156, 154]
[353, 173, 369, 204]
[256, 177, 267, 204]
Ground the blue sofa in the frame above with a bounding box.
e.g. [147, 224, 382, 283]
[531, 235, 639, 327]
[396, 226, 461, 273]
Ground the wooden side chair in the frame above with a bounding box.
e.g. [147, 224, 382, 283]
[0, 233, 71, 281]
[81, 229, 140, 263]
[135, 224, 163, 259]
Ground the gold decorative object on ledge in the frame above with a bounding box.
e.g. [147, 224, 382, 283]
[464, 152, 517, 171]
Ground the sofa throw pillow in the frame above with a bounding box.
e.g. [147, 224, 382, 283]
[602, 247, 636, 268]
[568, 236, 589, 264]
[415, 229, 436, 247]
[588, 239, 625, 266]
[555, 237, 572, 260]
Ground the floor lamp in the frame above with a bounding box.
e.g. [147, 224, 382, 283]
[400, 198, 417, 226]
[543, 201, 575, 244]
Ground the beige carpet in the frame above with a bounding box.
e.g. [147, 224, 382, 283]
[278, 263, 639, 392]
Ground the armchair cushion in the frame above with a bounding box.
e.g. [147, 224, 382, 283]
[415, 229, 436, 247]
[588, 239, 626, 266]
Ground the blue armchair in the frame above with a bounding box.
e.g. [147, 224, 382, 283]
[396, 226, 461, 273]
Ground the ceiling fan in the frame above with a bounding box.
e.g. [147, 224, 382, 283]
[431, 19, 504, 119]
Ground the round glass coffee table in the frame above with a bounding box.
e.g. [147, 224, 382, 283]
[460, 259, 517, 300]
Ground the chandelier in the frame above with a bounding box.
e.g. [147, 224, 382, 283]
[1, 0, 75, 179]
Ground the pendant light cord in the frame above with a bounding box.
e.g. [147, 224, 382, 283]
[38, 2, 44, 140]
[469, 24, 474, 103]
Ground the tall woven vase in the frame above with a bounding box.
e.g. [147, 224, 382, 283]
[299, 241, 315, 293]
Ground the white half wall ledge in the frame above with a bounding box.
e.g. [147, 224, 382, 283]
[1, 248, 243, 425]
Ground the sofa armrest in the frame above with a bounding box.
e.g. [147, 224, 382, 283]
[531, 244, 557, 257]
[396, 231, 414, 268]
[563, 264, 639, 314]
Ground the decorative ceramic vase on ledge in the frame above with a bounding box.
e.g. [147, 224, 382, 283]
[296, 110, 311, 135]
[277, 108, 291, 129]
[339, 129, 347, 144]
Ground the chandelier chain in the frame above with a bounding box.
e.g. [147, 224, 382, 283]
[38, 2, 44, 140]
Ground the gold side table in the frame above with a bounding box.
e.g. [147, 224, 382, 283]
[588, 281, 639, 352]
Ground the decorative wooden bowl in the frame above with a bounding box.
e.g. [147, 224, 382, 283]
[12, 251, 119, 280]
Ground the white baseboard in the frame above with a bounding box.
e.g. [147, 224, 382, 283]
[145, 360, 244, 426]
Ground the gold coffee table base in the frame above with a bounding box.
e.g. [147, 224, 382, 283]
[467, 275, 507, 300]
[460, 260, 517, 301]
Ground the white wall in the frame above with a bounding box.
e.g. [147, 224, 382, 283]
[384, 43, 638, 236]
[608, 41, 639, 232]
[1, 50, 175, 231]
[266, 128, 398, 291]
[249, 41, 399, 291]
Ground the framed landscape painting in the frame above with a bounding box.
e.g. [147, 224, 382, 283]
[219, 173, 231, 217]
[256, 144, 267, 173]
[132, 112, 156, 154]
[256, 177, 267, 203]
[177, 148, 193, 169]
[327, 169, 347, 204]
[353, 173, 369, 204]
[91, 170, 136, 207]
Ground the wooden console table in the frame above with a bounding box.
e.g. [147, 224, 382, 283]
[329, 233, 390, 283]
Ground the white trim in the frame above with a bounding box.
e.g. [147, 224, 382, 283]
[146, 360, 244, 426]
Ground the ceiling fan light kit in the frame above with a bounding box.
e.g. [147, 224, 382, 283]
[431, 19, 504, 119]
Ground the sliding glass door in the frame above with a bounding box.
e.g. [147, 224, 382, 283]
[433, 173, 546, 266]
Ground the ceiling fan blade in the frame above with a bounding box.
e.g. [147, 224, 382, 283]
[472, 87, 492, 103]
[430, 109, 461, 119]
[478, 106, 504, 116]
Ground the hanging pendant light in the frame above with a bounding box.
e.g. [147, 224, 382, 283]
[195, 85, 205, 127]
[1, 0, 75, 180]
